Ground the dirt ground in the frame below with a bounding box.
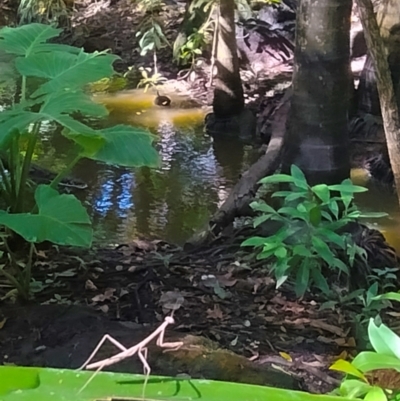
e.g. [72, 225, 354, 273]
[1, 233, 393, 395]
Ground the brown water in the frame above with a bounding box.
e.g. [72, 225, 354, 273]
[34, 89, 400, 249]
[36, 89, 257, 246]
[351, 169, 400, 252]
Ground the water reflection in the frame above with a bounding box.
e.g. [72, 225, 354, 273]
[4, 84, 400, 250]
[33, 91, 256, 246]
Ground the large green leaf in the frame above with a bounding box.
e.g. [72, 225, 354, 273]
[40, 90, 109, 117]
[295, 259, 310, 297]
[16, 50, 119, 96]
[0, 24, 78, 57]
[0, 108, 41, 148]
[311, 184, 330, 203]
[352, 351, 400, 373]
[290, 165, 309, 190]
[373, 292, 400, 303]
[328, 180, 368, 194]
[61, 127, 105, 158]
[0, 185, 92, 247]
[368, 319, 400, 359]
[310, 267, 330, 295]
[311, 237, 336, 266]
[0, 24, 61, 56]
[0, 91, 106, 148]
[339, 379, 372, 399]
[66, 125, 160, 167]
[0, 365, 355, 401]
[242, 236, 268, 247]
[364, 387, 387, 401]
[259, 174, 294, 185]
[329, 359, 367, 381]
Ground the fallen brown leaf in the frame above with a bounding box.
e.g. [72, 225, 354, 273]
[131, 239, 156, 251]
[85, 279, 98, 291]
[310, 320, 347, 337]
[216, 273, 237, 287]
[91, 288, 116, 302]
[207, 304, 224, 320]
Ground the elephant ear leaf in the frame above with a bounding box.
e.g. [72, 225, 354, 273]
[0, 23, 74, 56]
[16, 50, 119, 97]
[0, 23, 60, 55]
[64, 124, 160, 167]
[0, 185, 92, 247]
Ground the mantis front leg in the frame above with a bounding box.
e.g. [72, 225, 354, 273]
[156, 329, 183, 351]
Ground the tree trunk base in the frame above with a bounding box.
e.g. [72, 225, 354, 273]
[185, 89, 292, 249]
[205, 108, 257, 141]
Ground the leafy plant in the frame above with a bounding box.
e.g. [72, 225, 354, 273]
[323, 283, 400, 346]
[241, 165, 387, 297]
[331, 318, 400, 400]
[136, 67, 167, 92]
[18, 0, 71, 27]
[135, 0, 170, 91]
[137, 21, 170, 58]
[0, 23, 159, 299]
[178, 30, 207, 66]
[173, 0, 215, 67]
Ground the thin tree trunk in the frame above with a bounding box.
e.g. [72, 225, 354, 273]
[212, 0, 244, 117]
[356, 0, 400, 202]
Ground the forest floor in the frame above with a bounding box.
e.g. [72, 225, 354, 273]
[2, 234, 398, 395]
[0, 0, 397, 397]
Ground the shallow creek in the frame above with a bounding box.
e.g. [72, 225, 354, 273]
[35, 89, 400, 250]
[36, 89, 257, 245]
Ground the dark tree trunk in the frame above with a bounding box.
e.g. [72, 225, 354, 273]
[282, 0, 352, 185]
[212, 0, 244, 117]
[356, 0, 400, 203]
[356, 1, 400, 116]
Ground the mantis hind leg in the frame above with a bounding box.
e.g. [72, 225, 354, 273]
[78, 334, 127, 370]
[138, 347, 151, 400]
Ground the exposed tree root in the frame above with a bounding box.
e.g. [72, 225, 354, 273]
[185, 88, 292, 249]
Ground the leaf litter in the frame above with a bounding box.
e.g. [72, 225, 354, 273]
[0, 235, 397, 394]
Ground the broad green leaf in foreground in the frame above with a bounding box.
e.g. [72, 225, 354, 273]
[0, 24, 61, 56]
[339, 379, 372, 399]
[0, 91, 106, 149]
[0, 185, 92, 247]
[0, 108, 40, 148]
[328, 180, 368, 193]
[368, 319, 400, 359]
[16, 50, 119, 96]
[66, 125, 160, 167]
[0, 365, 356, 401]
[373, 292, 400, 302]
[364, 386, 387, 401]
[330, 359, 367, 382]
[258, 174, 294, 185]
[352, 351, 400, 373]
[40, 90, 109, 118]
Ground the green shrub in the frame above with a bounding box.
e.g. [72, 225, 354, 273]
[331, 315, 400, 400]
[241, 165, 387, 297]
[0, 23, 159, 299]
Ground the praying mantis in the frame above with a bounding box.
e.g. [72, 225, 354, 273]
[77, 314, 183, 396]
